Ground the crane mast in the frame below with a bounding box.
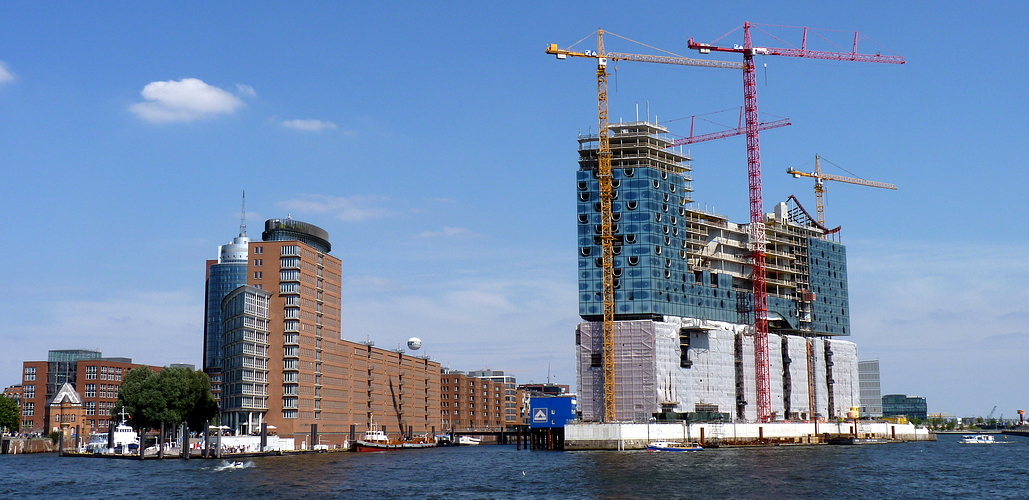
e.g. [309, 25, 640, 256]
[689, 22, 904, 422]
[594, 31, 617, 424]
[741, 24, 772, 423]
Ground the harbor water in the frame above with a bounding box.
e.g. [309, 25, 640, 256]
[2, 433, 1027, 499]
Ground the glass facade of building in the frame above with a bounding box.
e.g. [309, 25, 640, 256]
[45, 349, 102, 403]
[882, 394, 927, 420]
[204, 262, 249, 371]
[808, 238, 850, 335]
[203, 234, 251, 373]
[575, 122, 851, 336]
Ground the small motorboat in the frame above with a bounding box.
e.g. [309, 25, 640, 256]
[458, 436, 481, 446]
[646, 440, 703, 452]
[215, 461, 249, 470]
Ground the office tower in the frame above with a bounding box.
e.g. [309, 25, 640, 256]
[219, 285, 272, 434]
[203, 209, 251, 396]
[243, 217, 440, 447]
[858, 359, 883, 417]
[882, 394, 928, 421]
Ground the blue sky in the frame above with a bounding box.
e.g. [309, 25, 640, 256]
[0, 1, 1025, 418]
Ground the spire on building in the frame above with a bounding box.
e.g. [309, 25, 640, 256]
[239, 190, 247, 238]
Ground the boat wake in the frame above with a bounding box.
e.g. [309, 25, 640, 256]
[213, 461, 253, 471]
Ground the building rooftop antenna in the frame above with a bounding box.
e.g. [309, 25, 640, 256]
[239, 190, 247, 238]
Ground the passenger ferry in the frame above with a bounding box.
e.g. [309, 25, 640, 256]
[646, 440, 703, 452]
[960, 434, 995, 444]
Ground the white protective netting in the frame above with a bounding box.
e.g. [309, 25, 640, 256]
[577, 320, 657, 422]
[576, 318, 860, 423]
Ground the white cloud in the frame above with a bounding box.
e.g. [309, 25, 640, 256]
[277, 194, 392, 221]
[235, 83, 257, 98]
[418, 226, 478, 238]
[280, 119, 338, 132]
[0, 62, 14, 84]
[130, 78, 245, 123]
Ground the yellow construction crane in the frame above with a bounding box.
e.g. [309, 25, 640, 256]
[787, 154, 897, 226]
[546, 31, 742, 422]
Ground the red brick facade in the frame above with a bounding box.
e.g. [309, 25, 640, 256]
[248, 239, 441, 446]
[18, 359, 161, 434]
[440, 371, 524, 431]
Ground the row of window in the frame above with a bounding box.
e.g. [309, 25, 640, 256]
[23, 367, 36, 381]
[440, 410, 506, 418]
[84, 384, 119, 399]
[441, 402, 499, 410]
[84, 366, 124, 381]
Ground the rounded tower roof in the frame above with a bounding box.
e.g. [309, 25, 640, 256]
[262, 218, 331, 253]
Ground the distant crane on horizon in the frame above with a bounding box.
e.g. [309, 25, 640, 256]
[787, 154, 897, 227]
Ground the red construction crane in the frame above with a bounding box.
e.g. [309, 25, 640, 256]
[668, 107, 790, 147]
[687, 22, 905, 423]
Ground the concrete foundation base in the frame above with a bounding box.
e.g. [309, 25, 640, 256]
[564, 421, 935, 450]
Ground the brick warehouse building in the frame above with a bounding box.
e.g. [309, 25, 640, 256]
[440, 369, 524, 432]
[18, 350, 162, 435]
[205, 217, 441, 447]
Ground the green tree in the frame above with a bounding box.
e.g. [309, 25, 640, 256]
[181, 370, 218, 432]
[113, 366, 161, 433]
[113, 366, 219, 442]
[0, 394, 19, 433]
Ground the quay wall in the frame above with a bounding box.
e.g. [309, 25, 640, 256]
[1, 437, 56, 454]
[565, 421, 935, 450]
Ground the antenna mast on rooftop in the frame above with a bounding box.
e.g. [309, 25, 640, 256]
[239, 190, 247, 237]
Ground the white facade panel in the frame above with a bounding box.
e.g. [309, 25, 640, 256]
[576, 317, 861, 423]
[786, 336, 812, 418]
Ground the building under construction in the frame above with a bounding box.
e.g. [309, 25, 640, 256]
[574, 121, 858, 423]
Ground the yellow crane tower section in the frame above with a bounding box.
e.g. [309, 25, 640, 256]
[787, 154, 897, 226]
[546, 30, 742, 422]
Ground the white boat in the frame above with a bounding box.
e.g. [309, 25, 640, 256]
[458, 436, 481, 446]
[86, 420, 139, 454]
[354, 429, 435, 451]
[960, 434, 995, 444]
[215, 461, 250, 470]
[646, 440, 703, 452]
[354, 429, 401, 452]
